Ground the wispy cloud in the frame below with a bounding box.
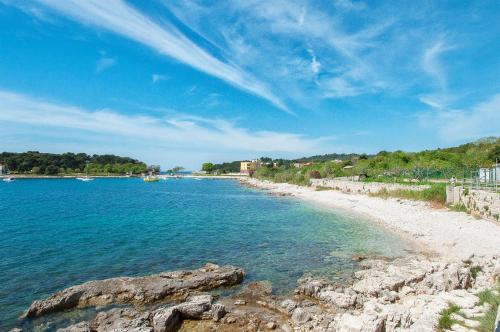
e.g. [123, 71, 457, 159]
[95, 56, 116, 73]
[421, 38, 454, 90]
[33, 0, 287, 111]
[0, 90, 335, 166]
[334, 0, 367, 11]
[152, 74, 168, 84]
[419, 93, 500, 142]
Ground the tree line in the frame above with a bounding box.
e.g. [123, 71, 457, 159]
[0, 151, 148, 175]
[253, 137, 500, 185]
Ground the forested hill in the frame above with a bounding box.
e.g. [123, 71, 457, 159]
[0, 151, 147, 175]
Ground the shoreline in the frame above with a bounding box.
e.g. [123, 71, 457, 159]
[1, 174, 246, 180]
[240, 177, 500, 260]
[8, 177, 500, 331]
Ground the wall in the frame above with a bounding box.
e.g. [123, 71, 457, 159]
[446, 185, 500, 222]
[310, 178, 430, 195]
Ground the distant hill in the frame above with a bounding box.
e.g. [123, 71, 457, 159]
[0, 151, 147, 175]
[212, 137, 500, 175]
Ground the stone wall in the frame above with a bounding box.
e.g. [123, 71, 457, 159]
[310, 178, 430, 195]
[446, 185, 500, 222]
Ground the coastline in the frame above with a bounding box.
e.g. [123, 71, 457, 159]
[10, 176, 500, 331]
[239, 178, 500, 260]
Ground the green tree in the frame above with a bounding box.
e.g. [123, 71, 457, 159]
[202, 163, 214, 173]
[171, 166, 185, 173]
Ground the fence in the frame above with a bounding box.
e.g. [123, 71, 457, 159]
[468, 163, 500, 193]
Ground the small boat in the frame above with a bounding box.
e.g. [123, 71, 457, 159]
[2, 177, 14, 182]
[143, 176, 160, 182]
[77, 166, 94, 181]
[76, 177, 94, 182]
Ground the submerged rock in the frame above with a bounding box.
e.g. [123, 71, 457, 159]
[26, 263, 244, 318]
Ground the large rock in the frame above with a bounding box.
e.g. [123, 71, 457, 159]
[334, 312, 384, 332]
[59, 294, 215, 332]
[27, 263, 244, 318]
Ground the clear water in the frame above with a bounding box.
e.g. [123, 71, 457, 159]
[0, 178, 410, 330]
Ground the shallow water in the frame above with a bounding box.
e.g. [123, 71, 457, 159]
[0, 178, 410, 330]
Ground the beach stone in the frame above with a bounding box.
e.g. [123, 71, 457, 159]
[152, 307, 180, 332]
[291, 307, 311, 324]
[26, 263, 244, 318]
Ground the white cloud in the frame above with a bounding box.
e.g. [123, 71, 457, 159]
[419, 93, 500, 142]
[0, 90, 336, 167]
[34, 0, 287, 111]
[95, 56, 116, 73]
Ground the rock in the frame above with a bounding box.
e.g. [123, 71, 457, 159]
[234, 299, 246, 305]
[57, 294, 215, 332]
[175, 294, 213, 319]
[56, 322, 90, 332]
[152, 307, 180, 332]
[291, 307, 311, 324]
[439, 290, 479, 309]
[225, 316, 237, 324]
[352, 254, 367, 262]
[318, 290, 357, 308]
[279, 299, 297, 314]
[26, 264, 244, 318]
[210, 303, 226, 321]
[91, 308, 153, 332]
[334, 313, 384, 332]
[266, 321, 277, 329]
[256, 300, 267, 307]
[450, 323, 474, 332]
[9, 329, 23, 332]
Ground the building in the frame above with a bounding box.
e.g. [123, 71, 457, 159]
[293, 162, 315, 168]
[0, 164, 5, 175]
[240, 160, 262, 174]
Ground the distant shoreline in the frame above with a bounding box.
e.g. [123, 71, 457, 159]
[1, 174, 247, 179]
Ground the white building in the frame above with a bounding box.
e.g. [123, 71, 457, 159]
[0, 164, 5, 175]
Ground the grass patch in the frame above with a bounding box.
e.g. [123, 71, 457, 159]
[315, 186, 332, 191]
[449, 203, 468, 213]
[370, 183, 447, 205]
[437, 303, 461, 331]
[470, 266, 482, 279]
[475, 282, 500, 332]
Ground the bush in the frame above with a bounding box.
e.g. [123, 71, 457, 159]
[309, 170, 322, 179]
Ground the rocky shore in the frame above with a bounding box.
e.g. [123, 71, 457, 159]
[17, 255, 499, 332]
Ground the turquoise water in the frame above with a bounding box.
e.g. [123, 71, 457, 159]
[0, 178, 409, 330]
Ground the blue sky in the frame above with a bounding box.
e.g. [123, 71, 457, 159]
[0, 0, 499, 169]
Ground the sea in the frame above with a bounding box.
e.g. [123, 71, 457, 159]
[0, 177, 410, 330]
